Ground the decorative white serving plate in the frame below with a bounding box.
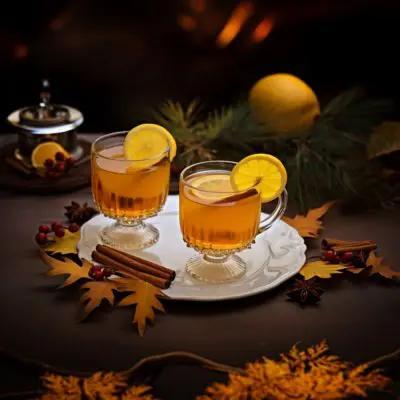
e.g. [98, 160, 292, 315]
[78, 196, 306, 301]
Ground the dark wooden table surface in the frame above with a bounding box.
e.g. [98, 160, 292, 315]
[0, 143, 399, 398]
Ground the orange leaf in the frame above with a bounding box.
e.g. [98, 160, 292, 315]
[115, 277, 166, 336]
[80, 281, 117, 320]
[367, 251, 400, 279]
[283, 202, 334, 238]
[40, 250, 91, 288]
[82, 371, 127, 398]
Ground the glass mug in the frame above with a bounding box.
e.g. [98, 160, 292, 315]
[91, 131, 171, 250]
[179, 160, 287, 283]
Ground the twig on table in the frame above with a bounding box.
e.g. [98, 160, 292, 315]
[366, 348, 400, 370]
[124, 351, 244, 377]
[0, 390, 44, 399]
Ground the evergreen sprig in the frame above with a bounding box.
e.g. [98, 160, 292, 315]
[148, 88, 394, 211]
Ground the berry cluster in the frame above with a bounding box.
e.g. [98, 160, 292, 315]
[322, 250, 354, 264]
[89, 265, 113, 281]
[35, 221, 80, 245]
[44, 152, 75, 179]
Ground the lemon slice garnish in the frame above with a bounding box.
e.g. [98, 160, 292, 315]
[124, 123, 176, 170]
[31, 142, 70, 168]
[231, 154, 287, 203]
[188, 173, 234, 202]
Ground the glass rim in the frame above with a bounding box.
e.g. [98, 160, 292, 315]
[180, 160, 260, 195]
[91, 130, 170, 162]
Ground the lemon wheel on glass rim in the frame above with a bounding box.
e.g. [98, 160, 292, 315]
[231, 154, 287, 203]
[124, 123, 177, 170]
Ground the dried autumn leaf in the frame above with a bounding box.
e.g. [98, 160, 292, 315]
[300, 260, 345, 280]
[121, 385, 155, 400]
[40, 373, 82, 399]
[367, 251, 400, 279]
[40, 250, 91, 288]
[115, 277, 166, 336]
[199, 341, 391, 400]
[45, 230, 81, 255]
[283, 202, 334, 238]
[83, 371, 127, 400]
[80, 281, 118, 320]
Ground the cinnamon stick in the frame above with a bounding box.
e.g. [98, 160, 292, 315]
[322, 238, 375, 249]
[213, 188, 259, 205]
[96, 245, 175, 280]
[332, 243, 377, 254]
[92, 251, 170, 289]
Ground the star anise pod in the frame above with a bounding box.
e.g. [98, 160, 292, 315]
[64, 201, 98, 226]
[287, 278, 324, 304]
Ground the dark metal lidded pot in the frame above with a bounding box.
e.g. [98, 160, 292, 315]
[6, 80, 84, 163]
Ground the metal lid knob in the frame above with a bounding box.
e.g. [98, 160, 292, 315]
[18, 79, 71, 126]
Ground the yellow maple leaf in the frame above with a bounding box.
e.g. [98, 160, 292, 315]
[80, 281, 117, 320]
[283, 202, 334, 238]
[115, 277, 166, 336]
[46, 230, 81, 255]
[367, 251, 400, 279]
[40, 250, 91, 288]
[83, 371, 127, 400]
[121, 385, 155, 400]
[300, 260, 345, 280]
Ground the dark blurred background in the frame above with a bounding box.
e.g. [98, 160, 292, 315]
[1, 0, 400, 133]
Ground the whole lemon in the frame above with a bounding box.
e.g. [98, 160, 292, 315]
[249, 73, 320, 135]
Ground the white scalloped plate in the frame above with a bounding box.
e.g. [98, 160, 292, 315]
[78, 196, 306, 301]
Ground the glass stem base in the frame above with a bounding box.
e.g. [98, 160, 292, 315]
[186, 254, 247, 283]
[100, 220, 159, 251]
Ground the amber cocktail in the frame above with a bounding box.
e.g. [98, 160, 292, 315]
[92, 131, 171, 250]
[180, 161, 287, 283]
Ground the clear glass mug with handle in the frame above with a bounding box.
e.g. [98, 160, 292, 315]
[179, 160, 288, 283]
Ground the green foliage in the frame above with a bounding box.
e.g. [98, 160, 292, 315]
[368, 121, 400, 158]
[148, 88, 394, 211]
[148, 99, 203, 142]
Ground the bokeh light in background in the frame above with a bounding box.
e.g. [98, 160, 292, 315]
[0, 0, 399, 133]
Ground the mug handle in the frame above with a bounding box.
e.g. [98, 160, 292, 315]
[258, 189, 288, 234]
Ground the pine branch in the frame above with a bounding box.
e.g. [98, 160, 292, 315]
[321, 87, 393, 136]
[148, 99, 204, 141]
[202, 107, 234, 139]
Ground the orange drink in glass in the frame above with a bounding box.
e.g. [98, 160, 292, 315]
[92, 126, 175, 250]
[179, 160, 287, 283]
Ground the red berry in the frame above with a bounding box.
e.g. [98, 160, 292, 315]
[55, 228, 65, 238]
[93, 270, 104, 281]
[55, 163, 65, 173]
[35, 232, 47, 245]
[323, 250, 336, 261]
[102, 268, 113, 278]
[89, 266, 102, 278]
[341, 251, 354, 262]
[44, 158, 54, 168]
[55, 152, 65, 161]
[39, 225, 50, 233]
[51, 221, 63, 231]
[46, 170, 56, 179]
[68, 223, 80, 233]
[66, 157, 75, 166]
